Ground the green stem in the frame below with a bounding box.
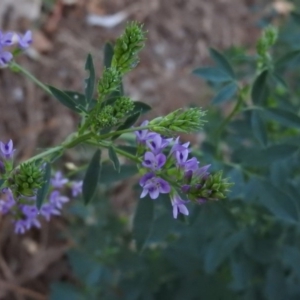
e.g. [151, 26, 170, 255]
[10, 62, 51, 95]
[62, 132, 94, 149]
[214, 88, 246, 158]
[20, 145, 63, 166]
[215, 93, 244, 137]
[20, 132, 95, 166]
[99, 126, 149, 140]
[88, 140, 140, 163]
[111, 146, 139, 163]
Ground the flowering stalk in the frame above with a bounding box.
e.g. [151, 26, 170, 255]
[0, 23, 233, 233]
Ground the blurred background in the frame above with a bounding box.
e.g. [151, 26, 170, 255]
[0, 0, 296, 299]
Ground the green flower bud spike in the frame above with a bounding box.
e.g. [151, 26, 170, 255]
[201, 171, 233, 201]
[256, 25, 278, 72]
[111, 22, 146, 74]
[149, 107, 206, 135]
[90, 105, 117, 132]
[113, 96, 134, 119]
[88, 96, 135, 133]
[11, 163, 44, 197]
[97, 67, 121, 99]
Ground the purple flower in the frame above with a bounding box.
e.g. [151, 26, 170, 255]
[184, 157, 199, 171]
[14, 217, 41, 234]
[0, 188, 15, 214]
[18, 30, 32, 49]
[71, 180, 83, 197]
[0, 31, 13, 46]
[0, 139, 15, 159]
[25, 217, 41, 230]
[49, 190, 69, 209]
[22, 205, 38, 219]
[181, 184, 191, 194]
[51, 171, 68, 189]
[197, 198, 207, 204]
[0, 198, 15, 214]
[175, 150, 189, 166]
[40, 203, 60, 221]
[146, 134, 172, 155]
[194, 164, 211, 178]
[174, 145, 199, 173]
[17, 205, 41, 233]
[171, 195, 189, 219]
[14, 220, 27, 234]
[171, 137, 190, 154]
[142, 151, 166, 171]
[135, 121, 157, 144]
[0, 50, 13, 67]
[139, 173, 171, 199]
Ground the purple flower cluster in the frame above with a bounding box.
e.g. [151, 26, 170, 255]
[0, 169, 82, 234]
[0, 139, 83, 234]
[0, 30, 32, 67]
[136, 121, 211, 219]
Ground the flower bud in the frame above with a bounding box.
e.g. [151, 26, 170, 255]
[97, 67, 121, 98]
[12, 163, 44, 197]
[111, 22, 146, 74]
[150, 108, 206, 135]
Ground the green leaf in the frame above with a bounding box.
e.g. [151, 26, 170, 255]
[118, 145, 137, 156]
[255, 179, 299, 223]
[212, 82, 237, 104]
[100, 163, 137, 184]
[104, 42, 114, 68]
[265, 264, 287, 300]
[36, 163, 52, 209]
[271, 73, 288, 89]
[108, 146, 120, 172]
[84, 54, 96, 104]
[275, 49, 300, 69]
[122, 112, 141, 129]
[209, 48, 235, 78]
[132, 101, 151, 115]
[0, 179, 5, 188]
[68, 250, 102, 286]
[83, 149, 102, 204]
[192, 67, 232, 82]
[251, 110, 268, 147]
[204, 231, 244, 273]
[63, 91, 87, 111]
[50, 282, 84, 300]
[282, 246, 300, 279]
[63, 91, 97, 112]
[251, 70, 269, 104]
[264, 107, 300, 129]
[229, 256, 252, 291]
[241, 144, 298, 166]
[48, 86, 82, 113]
[133, 198, 154, 251]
